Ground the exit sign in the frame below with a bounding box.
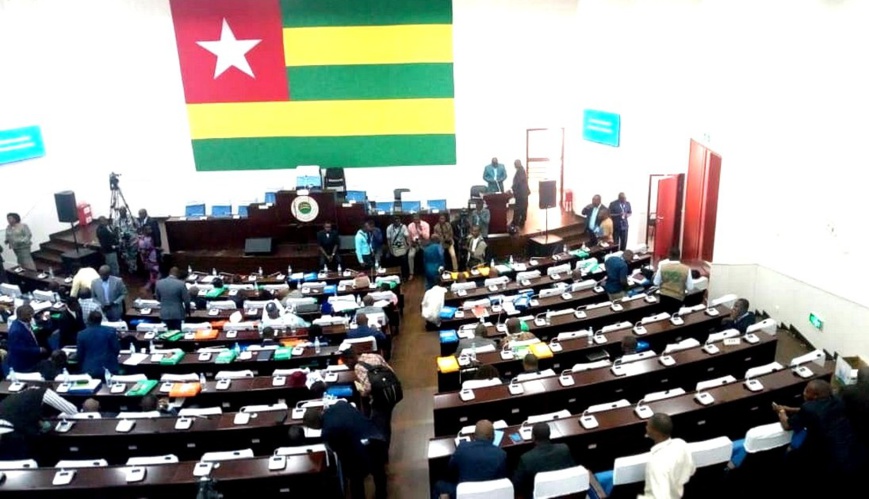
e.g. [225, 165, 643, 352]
[809, 312, 824, 331]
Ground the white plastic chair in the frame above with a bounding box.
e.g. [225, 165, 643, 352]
[557, 330, 592, 341]
[223, 321, 257, 331]
[274, 444, 328, 456]
[744, 422, 793, 453]
[709, 294, 738, 309]
[126, 455, 179, 466]
[790, 349, 825, 367]
[527, 409, 571, 424]
[55, 459, 108, 468]
[215, 370, 254, 380]
[689, 436, 732, 468]
[746, 318, 777, 336]
[208, 300, 237, 310]
[340, 336, 377, 352]
[457, 478, 514, 499]
[136, 323, 167, 332]
[54, 374, 92, 383]
[547, 263, 571, 276]
[621, 351, 657, 363]
[643, 388, 686, 402]
[116, 411, 162, 419]
[696, 375, 737, 391]
[200, 449, 254, 463]
[570, 280, 596, 292]
[160, 373, 199, 383]
[515, 369, 556, 382]
[612, 452, 650, 487]
[516, 270, 542, 282]
[533, 465, 590, 499]
[745, 362, 783, 380]
[242, 300, 271, 310]
[240, 403, 289, 413]
[0, 459, 38, 470]
[664, 338, 701, 353]
[461, 378, 502, 390]
[179, 407, 223, 417]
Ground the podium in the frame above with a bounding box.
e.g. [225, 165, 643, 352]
[483, 192, 512, 235]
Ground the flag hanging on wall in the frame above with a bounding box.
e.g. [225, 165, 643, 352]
[169, 0, 456, 171]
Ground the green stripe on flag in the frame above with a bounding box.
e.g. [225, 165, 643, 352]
[289, 64, 454, 101]
[192, 135, 457, 171]
[280, 0, 452, 27]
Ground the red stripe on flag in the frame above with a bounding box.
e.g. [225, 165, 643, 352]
[170, 0, 289, 104]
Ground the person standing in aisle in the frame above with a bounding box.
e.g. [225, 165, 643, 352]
[509, 160, 530, 228]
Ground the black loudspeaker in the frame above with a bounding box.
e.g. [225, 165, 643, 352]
[54, 191, 78, 223]
[244, 237, 274, 256]
[538, 180, 557, 209]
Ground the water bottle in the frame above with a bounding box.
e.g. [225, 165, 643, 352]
[356, 295, 362, 307]
[187, 265, 193, 275]
[48, 267, 54, 279]
[471, 341, 477, 362]
[149, 340, 155, 353]
[258, 267, 263, 276]
[490, 258, 495, 267]
[323, 264, 328, 273]
[104, 368, 112, 385]
[287, 265, 292, 276]
[337, 263, 342, 273]
[62, 368, 70, 384]
[128, 344, 135, 355]
[212, 268, 217, 276]
[509, 255, 514, 265]
[8, 368, 17, 383]
[563, 244, 568, 254]
[314, 336, 321, 354]
[588, 333, 593, 346]
[199, 373, 207, 390]
[233, 342, 241, 354]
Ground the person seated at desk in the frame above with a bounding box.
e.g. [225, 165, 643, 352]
[76, 310, 120, 379]
[140, 394, 177, 416]
[317, 221, 341, 271]
[433, 419, 508, 499]
[639, 413, 695, 499]
[355, 295, 387, 324]
[457, 322, 498, 355]
[348, 313, 390, 359]
[512, 422, 575, 499]
[262, 301, 309, 330]
[32, 350, 67, 381]
[720, 298, 755, 333]
[499, 318, 539, 350]
[462, 364, 502, 390]
[0, 386, 77, 460]
[515, 353, 555, 381]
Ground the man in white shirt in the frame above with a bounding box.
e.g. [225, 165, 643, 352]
[639, 413, 695, 499]
[465, 225, 487, 268]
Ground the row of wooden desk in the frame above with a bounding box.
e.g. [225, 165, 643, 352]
[428, 360, 834, 485]
[436, 300, 724, 392]
[433, 333, 778, 435]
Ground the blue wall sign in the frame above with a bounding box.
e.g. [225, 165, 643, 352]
[582, 110, 620, 147]
[0, 126, 46, 165]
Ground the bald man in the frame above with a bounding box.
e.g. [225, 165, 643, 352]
[433, 419, 507, 499]
[774, 380, 867, 496]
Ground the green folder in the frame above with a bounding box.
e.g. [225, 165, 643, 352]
[160, 350, 185, 365]
[158, 330, 184, 341]
[215, 350, 238, 364]
[204, 286, 226, 298]
[273, 347, 293, 361]
[125, 379, 158, 397]
[569, 249, 590, 259]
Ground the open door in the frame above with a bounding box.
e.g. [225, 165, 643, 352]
[683, 139, 722, 263]
[654, 176, 680, 261]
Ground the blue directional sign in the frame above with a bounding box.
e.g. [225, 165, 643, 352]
[582, 110, 620, 147]
[0, 126, 46, 165]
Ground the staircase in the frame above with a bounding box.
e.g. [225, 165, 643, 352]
[31, 222, 100, 272]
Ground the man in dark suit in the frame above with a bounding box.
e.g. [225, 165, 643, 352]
[581, 195, 604, 245]
[90, 265, 127, 322]
[304, 401, 387, 499]
[137, 209, 161, 248]
[434, 419, 508, 499]
[6, 304, 45, 372]
[95, 216, 120, 276]
[76, 310, 121, 379]
[720, 298, 755, 333]
[608, 192, 632, 250]
[840, 367, 869, 450]
[509, 160, 530, 228]
[0, 386, 77, 459]
[512, 422, 575, 498]
[155, 266, 190, 331]
[316, 221, 341, 270]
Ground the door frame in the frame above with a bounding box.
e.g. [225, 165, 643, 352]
[525, 128, 565, 208]
[645, 173, 685, 249]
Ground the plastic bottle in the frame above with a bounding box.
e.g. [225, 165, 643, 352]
[337, 263, 342, 273]
[212, 268, 217, 276]
[199, 373, 207, 390]
[490, 258, 495, 267]
[104, 368, 112, 385]
[8, 368, 17, 383]
[323, 265, 328, 273]
[48, 267, 54, 279]
[258, 267, 263, 276]
[62, 368, 70, 384]
[233, 342, 241, 354]
[471, 341, 477, 362]
[149, 340, 155, 353]
[508, 255, 514, 265]
[314, 337, 321, 354]
[187, 265, 193, 275]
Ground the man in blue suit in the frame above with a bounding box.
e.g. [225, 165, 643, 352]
[721, 298, 756, 334]
[483, 157, 507, 193]
[7, 304, 46, 373]
[434, 419, 508, 499]
[76, 310, 120, 379]
[608, 192, 632, 251]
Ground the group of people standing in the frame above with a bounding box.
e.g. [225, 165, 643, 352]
[95, 209, 161, 291]
[580, 193, 633, 250]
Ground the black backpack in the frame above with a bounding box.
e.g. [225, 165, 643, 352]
[359, 361, 403, 409]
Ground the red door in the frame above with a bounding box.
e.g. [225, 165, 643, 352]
[654, 176, 680, 262]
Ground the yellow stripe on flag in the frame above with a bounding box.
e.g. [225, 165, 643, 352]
[283, 24, 453, 67]
[187, 98, 455, 139]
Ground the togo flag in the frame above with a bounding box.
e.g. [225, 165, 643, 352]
[170, 0, 456, 171]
